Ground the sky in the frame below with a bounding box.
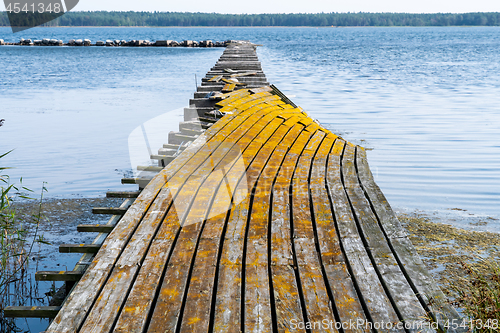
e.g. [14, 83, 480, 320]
[2, 0, 500, 13]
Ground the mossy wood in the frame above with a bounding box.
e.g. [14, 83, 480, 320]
[43, 41, 464, 332]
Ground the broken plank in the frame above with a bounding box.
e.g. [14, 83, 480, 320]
[222, 83, 236, 92]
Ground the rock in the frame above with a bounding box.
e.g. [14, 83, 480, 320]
[34, 40, 42, 45]
[120, 40, 127, 46]
[114, 40, 120, 45]
[155, 40, 168, 46]
[19, 38, 25, 44]
[96, 41, 105, 46]
[83, 39, 91, 46]
[49, 39, 58, 45]
[57, 40, 63, 46]
[68, 39, 75, 45]
[170, 40, 179, 47]
[200, 40, 213, 47]
[42, 38, 50, 45]
[182, 40, 194, 47]
[136, 40, 144, 46]
[144, 40, 150, 46]
[0, 39, 4, 45]
[192, 41, 199, 47]
[105, 40, 114, 46]
[75, 39, 83, 46]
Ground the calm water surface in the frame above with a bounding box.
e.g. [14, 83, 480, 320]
[1, 25, 500, 333]
[1, 26, 499, 226]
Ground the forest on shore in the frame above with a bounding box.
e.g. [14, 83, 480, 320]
[1, 11, 499, 27]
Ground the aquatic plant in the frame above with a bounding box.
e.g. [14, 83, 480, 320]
[0, 150, 48, 332]
[447, 258, 500, 333]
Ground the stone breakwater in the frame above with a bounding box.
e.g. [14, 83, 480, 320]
[0, 38, 229, 47]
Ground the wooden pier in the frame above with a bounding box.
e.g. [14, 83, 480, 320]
[6, 41, 465, 332]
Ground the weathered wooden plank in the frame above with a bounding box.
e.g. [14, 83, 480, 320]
[355, 148, 465, 332]
[231, 71, 257, 78]
[325, 140, 401, 328]
[216, 91, 270, 109]
[221, 78, 246, 86]
[106, 191, 140, 198]
[3, 306, 61, 318]
[208, 75, 223, 82]
[91, 207, 128, 215]
[59, 244, 100, 253]
[76, 224, 115, 233]
[342, 144, 434, 332]
[35, 271, 84, 281]
[214, 89, 251, 107]
[309, 136, 369, 331]
[222, 83, 236, 92]
[121, 177, 150, 185]
[137, 165, 164, 172]
[150, 154, 175, 162]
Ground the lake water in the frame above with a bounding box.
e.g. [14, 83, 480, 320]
[1, 25, 500, 332]
[1, 26, 500, 230]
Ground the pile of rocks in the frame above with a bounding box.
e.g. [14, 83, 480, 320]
[1, 38, 229, 47]
[35, 39, 64, 46]
[67, 39, 92, 46]
[93, 39, 223, 47]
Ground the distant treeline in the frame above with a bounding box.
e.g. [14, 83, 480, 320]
[1, 11, 500, 27]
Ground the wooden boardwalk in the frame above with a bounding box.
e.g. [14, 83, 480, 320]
[44, 41, 464, 332]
